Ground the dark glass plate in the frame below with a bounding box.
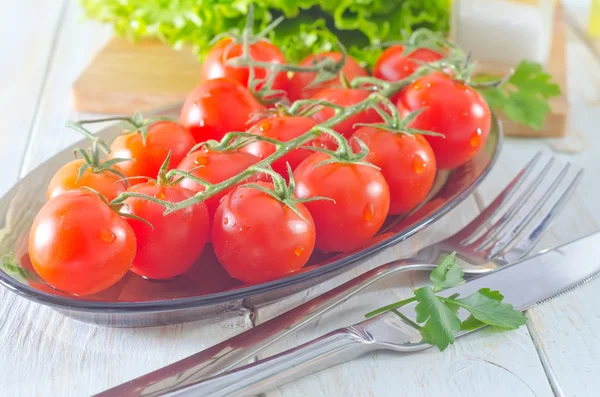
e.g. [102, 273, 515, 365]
[0, 105, 502, 327]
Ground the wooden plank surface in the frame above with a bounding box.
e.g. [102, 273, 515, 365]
[0, 0, 66, 197]
[253, 197, 555, 397]
[0, 2, 253, 396]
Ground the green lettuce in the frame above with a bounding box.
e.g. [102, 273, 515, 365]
[80, 0, 450, 67]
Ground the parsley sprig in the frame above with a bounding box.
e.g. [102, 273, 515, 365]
[477, 60, 561, 130]
[366, 253, 527, 351]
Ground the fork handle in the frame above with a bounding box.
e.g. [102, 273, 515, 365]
[166, 328, 370, 397]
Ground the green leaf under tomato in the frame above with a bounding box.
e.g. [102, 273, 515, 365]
[79, 0, 451, 67]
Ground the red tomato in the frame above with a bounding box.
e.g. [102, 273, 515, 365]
[28, 190, 136, 296]
[351, 127, 436, 214]
[212, 182, 316, 284]
[180, 78, 265, 143]
[310, 88, 381, 138]
[293, 153, 390, 253]
[287, 52, 368, 101]
[46, 159, 126, 202]
[121, 183, 209, 279]
[109, 121, 195, 179]
[201, 38, 288, 93]
[396, 73, 491, 170]
[177, 150, 260, 219]
[373, 45, 444, 103]
[239, 116, 319, 178]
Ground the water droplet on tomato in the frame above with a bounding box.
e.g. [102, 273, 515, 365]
[413, 82, 423, 90]
[412, 155, 427, 174]
[363, 203, 375, 221]
[258, 121, 271, 132]
[223, 217, 229, 225]
[154, 191, 166, 200]
[99, 228, 116, 244]
[294, 246, 304, 256]
[239, 225, 250, 235]
[194, 156, 209, 166]
[470, 128, 482, 147]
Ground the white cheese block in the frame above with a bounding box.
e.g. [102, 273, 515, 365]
[451, 0, 555, 66]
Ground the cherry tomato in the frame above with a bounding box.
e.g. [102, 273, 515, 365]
[46, 159, 126, 202]
[177, 149, 260, 220]
[396, 73, 491, 170]
[373, 45, 443, 102]
[180, 78, 265, 143]
[287, 52, 368, 101]
[240, 116, 320, 178]
[109, 121, 195, 179]
[309, 88, 381, 138]
[121, 183, 209, 279]
[212, 182, 316, 284]
[201, 38, 288, 93]
[28, 190, 136, 296]
[351, 127, 436, 214]
[293, 153, 390, 253]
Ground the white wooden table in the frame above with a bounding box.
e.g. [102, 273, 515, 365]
[2, 1, 600, 396]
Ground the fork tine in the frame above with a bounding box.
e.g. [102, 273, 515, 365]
[501, 169, 583, 264]
[486, 162, 572, 257]
[448, 152, 542, 242]
[466, 156, 555, 248]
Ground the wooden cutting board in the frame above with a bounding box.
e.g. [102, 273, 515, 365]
[72, 6, 568, 137]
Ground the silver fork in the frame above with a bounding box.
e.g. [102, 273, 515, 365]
[414, 152, 582, 271]
[96, 152, 582, 397]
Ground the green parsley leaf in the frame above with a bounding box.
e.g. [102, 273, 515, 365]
[414, 287, 462, 351]
[450, 288, 527, 330]
[430, 252, 464, 292]
[478, 60, 561, 130]
[460, 315, 486, 331]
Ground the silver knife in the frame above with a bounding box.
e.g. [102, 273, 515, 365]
[156, 231, 600, 397]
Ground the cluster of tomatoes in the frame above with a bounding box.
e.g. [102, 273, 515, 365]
[27, 36, 491, 296]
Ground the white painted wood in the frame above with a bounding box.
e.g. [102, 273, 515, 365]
[1, 0, 600, 396]
[253, 195, 554, 397]
[467, 31, 600, 397]
[0, 2, 253, 396]
[0, 0, 66, 197]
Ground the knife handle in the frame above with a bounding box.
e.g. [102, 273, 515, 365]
[95, 262, 435, 397]
[167, 328, 372, 397]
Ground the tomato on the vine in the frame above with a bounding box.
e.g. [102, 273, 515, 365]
[109, 121, 196, 179]
[180, 78, 265, 143]
[373, 46, 444, 81]
[396, 73, 491, 170]
[212, 182, 316, 284]
[293, 153, 390, 253]
[28, 190, 136, 296]
[373, 45, 444, 102]
[121, 183, 209, 280]
[287, 52, 368, 101]
[351, 127, 436, 215]
[177, 149, 261, 219]
[201, 38, 288, 93]
[309, 88, 381, 138]
[240, 116, 320, 178]
[46, 159, 126, 202]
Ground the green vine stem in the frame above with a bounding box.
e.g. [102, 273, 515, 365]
[110, 75, 416, 214]
[223, 5, 347, 103]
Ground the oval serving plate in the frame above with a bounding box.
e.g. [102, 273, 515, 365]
[0, 104, 502, 327]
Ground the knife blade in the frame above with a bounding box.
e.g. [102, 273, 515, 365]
[157, 231, 600, 397]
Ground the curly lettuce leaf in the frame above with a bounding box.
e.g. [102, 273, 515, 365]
[79, 0, 450, 66]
